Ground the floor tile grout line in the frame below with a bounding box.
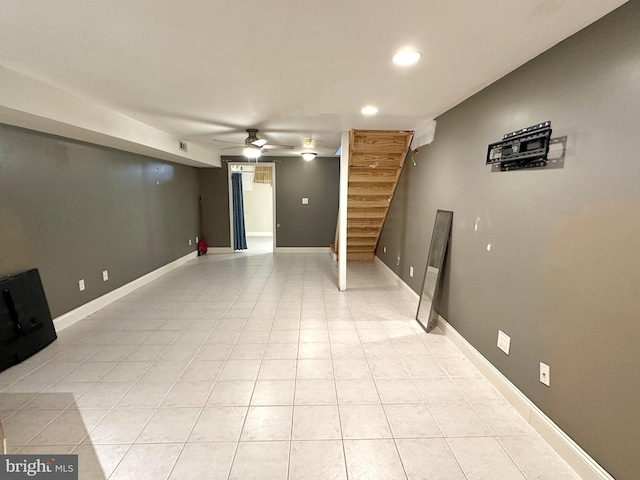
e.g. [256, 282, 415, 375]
[91, 262, 247, 480]
[5, 409, 66, 452]
[374, 269, 474, 480]
[164, 255, 258, 480]
[90, 329, 209, 479]
[325, 286, 350, 480]
[443, 436, 474, 480]
[493, 436, 531, 480]
[221, 256, 281, 480]
[285, 278, 303, 480]
[351, 275, 417, 480]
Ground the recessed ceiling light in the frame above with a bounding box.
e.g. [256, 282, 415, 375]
[393, 50, 422, 66]
[361, 105, 378, 116]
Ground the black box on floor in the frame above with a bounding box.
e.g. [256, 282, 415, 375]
[0, 269, 57, 373]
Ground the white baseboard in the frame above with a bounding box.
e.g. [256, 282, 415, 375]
[274, 247, 331, 254]
[53, 251, 198, 331]
[372, 256, 612, 480]
[374, 256, 419, 301]
[246, 232, 273, 237]
[205, 247, 234, 253]
[437, 316, 613, 480]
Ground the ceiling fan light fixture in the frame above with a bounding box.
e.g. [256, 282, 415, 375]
[243, 146, 261, 159]
[302, 152, 317, 161]
[393, 50, 422, 66]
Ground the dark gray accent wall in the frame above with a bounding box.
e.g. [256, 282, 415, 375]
[275, 157, 339, 247]
[199, 164, 231, 247]
[378, 3, 639, 479]
[0, 124, 199, 318]
[199, 157, 339, 248]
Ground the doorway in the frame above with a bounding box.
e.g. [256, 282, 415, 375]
[228, 162, 276, 254]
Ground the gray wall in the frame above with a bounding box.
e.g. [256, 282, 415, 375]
[199, 157, 339, 248]
[199, 164, 231, 247]
[0, 124, 199, 318]
[275, 156, 339, 247]
[378, 2, 640, 479]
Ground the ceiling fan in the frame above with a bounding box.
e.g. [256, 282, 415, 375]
[214, 128, 294, 159]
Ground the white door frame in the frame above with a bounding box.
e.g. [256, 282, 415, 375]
[227, 162, 276, 253]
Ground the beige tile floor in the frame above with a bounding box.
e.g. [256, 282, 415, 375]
[0, 251, 581, 479]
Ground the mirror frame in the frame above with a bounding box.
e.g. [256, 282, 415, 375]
[416, 209, 453, 332]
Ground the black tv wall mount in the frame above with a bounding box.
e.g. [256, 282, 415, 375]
[486, 121, 552, 171]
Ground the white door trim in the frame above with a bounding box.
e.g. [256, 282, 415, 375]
[227, 162, 276, 253]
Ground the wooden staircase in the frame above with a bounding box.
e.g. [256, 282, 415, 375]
[333, 129, 413, 261]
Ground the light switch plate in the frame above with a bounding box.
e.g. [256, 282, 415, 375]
[497, 330, 511, 355]
[302, 197, 309, 204]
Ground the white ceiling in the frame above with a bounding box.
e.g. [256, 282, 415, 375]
[0, 0, 626, 158]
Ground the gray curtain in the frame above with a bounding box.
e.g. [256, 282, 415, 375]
[231, 172, 247, 250]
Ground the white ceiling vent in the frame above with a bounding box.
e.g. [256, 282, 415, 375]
[178, 140, 188, 152]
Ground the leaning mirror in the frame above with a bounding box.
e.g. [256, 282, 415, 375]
[416, 210, 453, 332]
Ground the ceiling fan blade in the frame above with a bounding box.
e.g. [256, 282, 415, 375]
[212, 139, 246, 146]
[261, 144, 295, 150]
[213, 129, 293, 152]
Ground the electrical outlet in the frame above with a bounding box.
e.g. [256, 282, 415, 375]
[397, 256, 400, 266]
[189, 239, 192, 246]
[79, 279, 85, 291]
[102, 270, 108, 282]
[383, 246, 387, 253]
[196, 236, 199, 243]
[410, 266, 414, 277]
[302, 197, 309, 205]
[540, 362, 550, 386]
[497, 330, 511, 355]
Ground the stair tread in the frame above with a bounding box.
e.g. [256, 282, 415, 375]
[336, 129, 413, 262]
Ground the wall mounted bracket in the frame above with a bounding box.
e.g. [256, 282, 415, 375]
[486, 121, 552, 171]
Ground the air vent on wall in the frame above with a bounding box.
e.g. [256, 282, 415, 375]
[178, 140, 188, 152]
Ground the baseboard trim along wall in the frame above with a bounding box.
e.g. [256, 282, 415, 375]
[274, 247, 331, 254]
[206, 247, 234, 253]
[374, 256, 420, 301]
[373, 255, 613, 480]
[246, 232, 273, 237]
[437, 316, 613, 480]
[53, 251, 198, 331]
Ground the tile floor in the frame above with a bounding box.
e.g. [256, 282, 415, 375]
[0, 251, 581, 479]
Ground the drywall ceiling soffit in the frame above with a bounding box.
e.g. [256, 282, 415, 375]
[0, 65, 221, 167]
[0, 0, 627, 159]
